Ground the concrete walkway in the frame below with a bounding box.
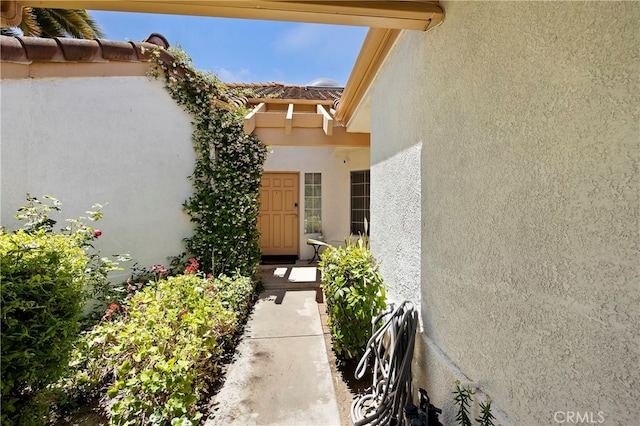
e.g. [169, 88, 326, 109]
[205, 264, 340, 425]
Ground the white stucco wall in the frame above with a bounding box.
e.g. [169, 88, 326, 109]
[263, 146, 369, 260]
[370, 1, 639, 424]
[1, 76, 195, 280]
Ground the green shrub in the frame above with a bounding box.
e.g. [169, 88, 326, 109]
[64, 272, 255, 425]
[0, 195, 114, 425]
[319, 236, 386, 360]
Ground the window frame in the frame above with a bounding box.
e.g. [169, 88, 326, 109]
[350, 169, 370, 235]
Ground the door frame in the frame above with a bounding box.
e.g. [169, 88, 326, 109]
[258, 171, 300, 257]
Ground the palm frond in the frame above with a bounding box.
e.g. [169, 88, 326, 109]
[17, 7, 42, 37]
[6, 7, 104, 39]
[46, 8, 104, 39]
[31, 8, 66, 38]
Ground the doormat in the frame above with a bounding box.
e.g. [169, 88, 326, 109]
[261, 255, 297, 265]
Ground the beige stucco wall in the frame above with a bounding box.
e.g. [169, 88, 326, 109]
[264, 146, 369, 260]
[371, 142, 421, 306]
[1, 76, 195, 280]
[370, 1, 639, 424]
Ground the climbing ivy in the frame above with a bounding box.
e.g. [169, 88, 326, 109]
[150, 47, 268, 277]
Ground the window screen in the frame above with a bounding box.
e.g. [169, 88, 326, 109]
[350, 170, 370, 235]
[304, 173, 322, 234]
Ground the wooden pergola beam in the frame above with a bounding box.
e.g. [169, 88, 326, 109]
[254, 127, 368, 147]
[316, 104, 333, 136]
[243, 102, 265, 134]
[14, 1, 443, 30]
[285, 103, 294, 135]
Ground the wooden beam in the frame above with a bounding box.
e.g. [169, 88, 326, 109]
[317, 104, 333, 136]
[17, 1, 444, 30]
[254, 127, 369, 147]
[243, 102, 265, 134]
[255, 112, 322, 128]
[285, 103, 294, 135]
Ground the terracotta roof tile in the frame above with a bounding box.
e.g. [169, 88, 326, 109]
[96, 39, 138, 61]
[19, 36, 61, 61]
[0, 36, 27, 63]
[226, 82, 343, 102]
[144, 33, 169, 49]
[56, 37, 100, 61]
[130, 41, 156, 61]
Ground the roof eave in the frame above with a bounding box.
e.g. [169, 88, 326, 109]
[336, 4, 444, 132]
[13, 1, 444, 31]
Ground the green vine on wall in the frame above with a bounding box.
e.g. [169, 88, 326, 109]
[149, 47, 268, 277]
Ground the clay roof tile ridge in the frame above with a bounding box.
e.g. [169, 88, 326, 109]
[0, 35, 29, 63]
[54, 37, 101, 62]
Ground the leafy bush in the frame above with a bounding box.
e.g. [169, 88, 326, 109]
[319, 236, 386, 360]
[61, 272, 255, 425]
[0, 195, 114, 425]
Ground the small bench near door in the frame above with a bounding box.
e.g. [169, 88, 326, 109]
[306, 238, 328, 264]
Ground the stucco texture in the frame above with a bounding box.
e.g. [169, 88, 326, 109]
[1, 76, 195, 278]
[371, 143, 422, 306]
[370, 1, 639, 424]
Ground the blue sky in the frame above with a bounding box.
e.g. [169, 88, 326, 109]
[90, 10, 368, 86]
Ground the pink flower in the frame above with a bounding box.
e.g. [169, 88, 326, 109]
[93, 230, 102, 237]
[102, 308, 114, 322]
[152, 264, 168, 277]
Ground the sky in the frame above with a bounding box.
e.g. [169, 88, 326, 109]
[90, 10, 369, 86]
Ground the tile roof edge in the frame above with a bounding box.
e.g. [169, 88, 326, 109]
[0, 33, 173, 65]
[225, 82, 344, 91]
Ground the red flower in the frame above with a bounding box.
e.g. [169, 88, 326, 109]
[93, 230, 102, 237]
[108, 303, 120, 311]
[180, 309, 188, 316]
[184, 258, 200, 275]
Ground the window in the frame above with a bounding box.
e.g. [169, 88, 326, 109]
[304, 173, 322, 234]
[351, 170, 370, 235]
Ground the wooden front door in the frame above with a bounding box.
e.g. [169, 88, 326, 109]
[258, 172, 299, 256]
